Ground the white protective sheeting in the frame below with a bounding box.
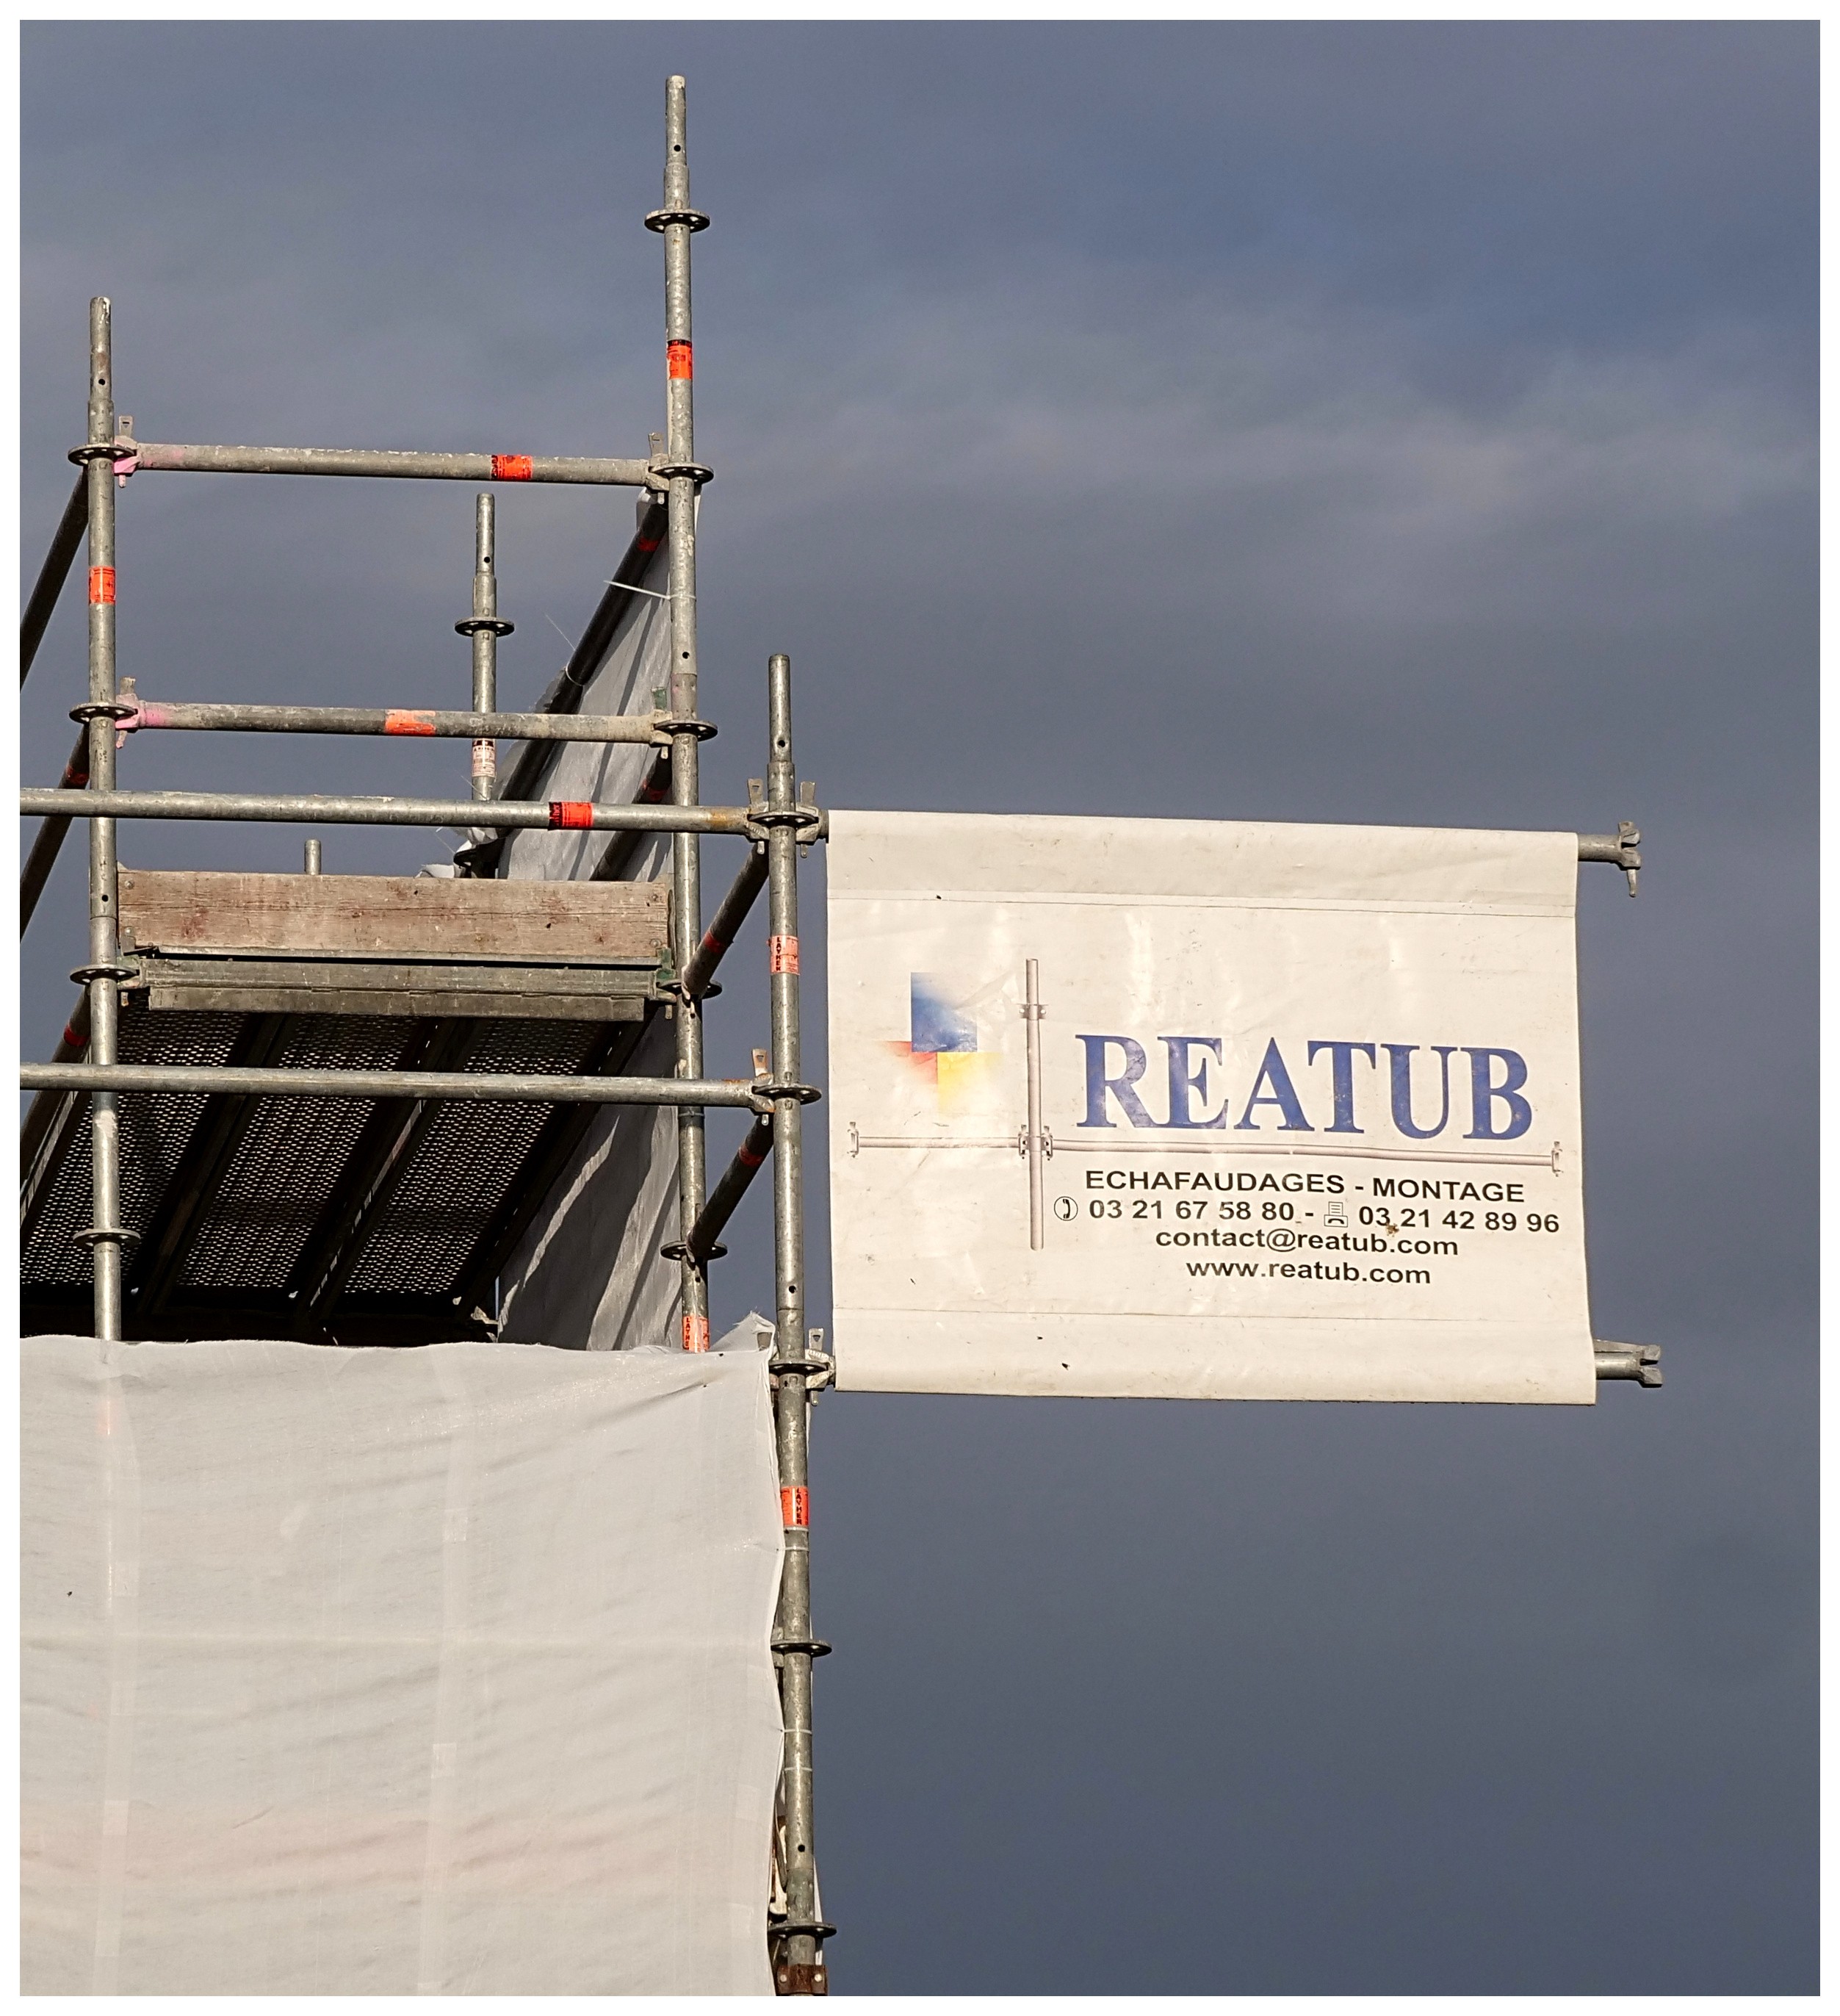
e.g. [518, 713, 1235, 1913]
[21, 1336, 784, 1995]
[497, 536, 673, 888]
[494, 527, 680, 1349]
[828, 810, 1596, 1404]
[496, 1015, 681, 1352]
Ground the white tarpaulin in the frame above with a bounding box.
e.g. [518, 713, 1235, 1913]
[21, 1336, 784, 1995]
[827, 811, 1597, 1404]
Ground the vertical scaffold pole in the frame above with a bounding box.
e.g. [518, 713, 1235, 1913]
[78, 297, 127, 1338]
[455, 492, 510, 806]
[653, 73, 712, 1352]
[765, 653, 827, 1993]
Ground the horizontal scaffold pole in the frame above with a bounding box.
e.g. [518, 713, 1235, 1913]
[123, 701, 674, 744]
[1592, 1342, 1663, 1386]
[22, 1062, 773, 1110]
[125, 443, 660, 487]
[1577, 825, 1642, 894]
[21, 788, 757, 835]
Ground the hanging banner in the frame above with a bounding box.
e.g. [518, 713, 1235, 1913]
[826, 812, 1597, 1403]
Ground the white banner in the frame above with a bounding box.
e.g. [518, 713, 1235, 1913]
[827, 812, 1596, 1403]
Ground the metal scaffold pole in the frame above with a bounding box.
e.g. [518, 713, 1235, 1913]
[650, 73, 715, 1354]
[457, 491, 511, 810]
[763, 653, 831, 1994]
[74, 296, 131, 1339]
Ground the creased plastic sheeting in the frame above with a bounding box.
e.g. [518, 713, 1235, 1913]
[828, 810, 1596, 1404]
[493, 525, 679, 1350]
[21, 1337, 783, 1995]
[498, 535, 673, 888]
[497, 1015, 681, 1351]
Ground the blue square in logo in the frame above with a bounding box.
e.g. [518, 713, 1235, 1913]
[911, 974, 976, 1054]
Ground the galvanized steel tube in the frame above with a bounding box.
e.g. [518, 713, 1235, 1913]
[1593, 1342, 1663, 1386]
[765, 652, 822, 1984]
[680, 845, 768, 999]
[660, 75, 710, 1353]
[122, 702, 661, 743]
[24, 1062, 766, 1109]
[464, 494, 503, 800]
[130, 443, 655, 486]
[683, 1112, 775, 1264]
[20, 982, 91, 1127]
[83, 298, 125, 1339]
[21, 473, 88, 685]
[20, 729, 90, 935]
[24, 787, 751, 835]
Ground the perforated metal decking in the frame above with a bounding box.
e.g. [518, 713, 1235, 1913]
[21, 481, 674, 1348]
[21, 996, 646, 1344]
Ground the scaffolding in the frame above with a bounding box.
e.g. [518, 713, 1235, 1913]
[18, 76, 835, 1993]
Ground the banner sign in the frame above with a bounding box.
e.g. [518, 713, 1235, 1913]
[826, 812, 1596, 1403]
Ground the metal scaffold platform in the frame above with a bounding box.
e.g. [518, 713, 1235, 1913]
[19, 76, 835, 1993]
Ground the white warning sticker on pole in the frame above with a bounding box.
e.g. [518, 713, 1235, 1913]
[826, 811, 1596, 1404]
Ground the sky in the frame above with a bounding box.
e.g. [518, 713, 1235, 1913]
[19, 22, 1816, 1994]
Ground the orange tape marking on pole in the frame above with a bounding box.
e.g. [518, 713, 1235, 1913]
[682, 1312, 710, 1353]
[667, 342, 693, 381]
[769, 935, 799, 975]
[548, 801, 594, 829]
[384, 710, 436, 736]
[781, 1486, 809, 1529]
[87, 567, 115, 605]
[491, 454, 534, 480]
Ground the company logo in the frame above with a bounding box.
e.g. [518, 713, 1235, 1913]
[887, 973, 1000, 1116]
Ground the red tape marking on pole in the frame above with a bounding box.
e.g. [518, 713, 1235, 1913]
[682, 1312, 710, 1353]
[781, 1486, 809, 1529]
[384, 710, 436, 736]
[667, 341, 693, 381]
[88, 567, 115, 605]
[769, 935, 799, 975]
[737, 1137, 768, 1170]
[491, 454, 534, 480]
[548, 801, 594, 829]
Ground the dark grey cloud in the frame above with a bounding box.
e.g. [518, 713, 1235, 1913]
[21, 22, 1815, 1993]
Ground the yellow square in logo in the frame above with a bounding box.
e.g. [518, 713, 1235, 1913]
[934, 1049, 1000, 1116]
